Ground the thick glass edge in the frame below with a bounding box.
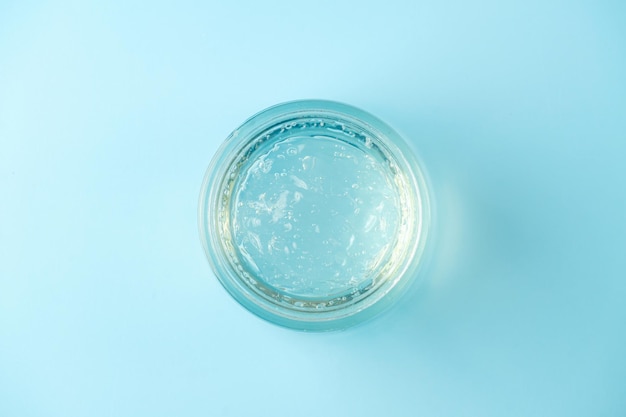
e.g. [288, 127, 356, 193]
[198, 99, 432, 331]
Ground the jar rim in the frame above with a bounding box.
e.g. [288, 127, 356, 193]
[198, 100, 431, 331]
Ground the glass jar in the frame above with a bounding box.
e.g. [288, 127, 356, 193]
[198, 100, 431, 331]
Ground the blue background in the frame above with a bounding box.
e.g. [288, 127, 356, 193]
[1, 1, 625, 416]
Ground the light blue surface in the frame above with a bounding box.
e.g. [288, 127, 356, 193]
[1, 1, 625, 416]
